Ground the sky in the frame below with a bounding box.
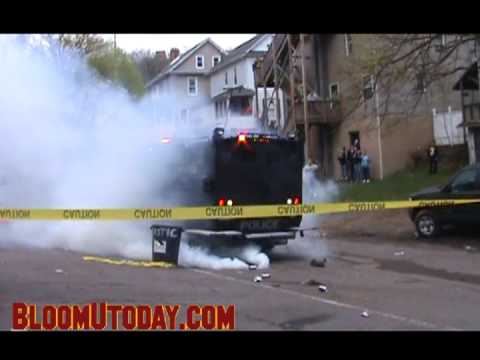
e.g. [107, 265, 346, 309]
[100, 34, 257, 53]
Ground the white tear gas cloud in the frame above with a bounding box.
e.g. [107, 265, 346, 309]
[0, 35, 215, 262]
[273, 167, 340, 261]
[178, 241, 269, 270]
[0, 35, 338, 269]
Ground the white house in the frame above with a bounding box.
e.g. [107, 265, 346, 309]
[145, 38, 226, 129]
[208, 34, 285, 130]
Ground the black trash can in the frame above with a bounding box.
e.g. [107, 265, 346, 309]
[151, 225, 183, 265]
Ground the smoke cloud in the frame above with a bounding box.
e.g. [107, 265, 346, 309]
[0, 35, 338, 270]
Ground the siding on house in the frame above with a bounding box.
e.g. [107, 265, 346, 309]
[148, 39, 224, 127]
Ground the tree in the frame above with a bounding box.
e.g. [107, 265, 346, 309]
[57, 34, 109, 55]
[131, 50, 170, 84]
[340, 34, 480, 122]
[88, 48, 146, 98]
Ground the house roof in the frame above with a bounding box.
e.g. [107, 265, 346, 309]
[146, 38, 226, 89]
[209, 34, 271, 74]
[213, 85, 255, 101]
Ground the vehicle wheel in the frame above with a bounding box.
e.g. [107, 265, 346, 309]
[415, 210, 439, 239]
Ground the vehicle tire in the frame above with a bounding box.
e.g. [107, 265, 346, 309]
[414, 210, 439, 239]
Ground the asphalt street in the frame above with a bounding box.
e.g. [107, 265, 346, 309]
[2, 229, 480, 330]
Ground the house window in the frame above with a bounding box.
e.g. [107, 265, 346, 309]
[234, 66, 238, 85]
[195, 55, 204, 69]
[415, 71, 426, 93]
[441, 34, 447, 46]
[345, 34, 353, 57]
[225, 72, 228, 85]
[188, 77, 198, 96]
[362, 75, 374, 100]
[181, 109, 188, 122]
[435, 34, 447, 52]
[329, 82, 340, 99]
[212, 55, 221, 67]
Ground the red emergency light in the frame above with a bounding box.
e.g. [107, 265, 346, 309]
[237, 134, 247, 144]
[218, 198, 234, 206]
[293, 196, 301, 205]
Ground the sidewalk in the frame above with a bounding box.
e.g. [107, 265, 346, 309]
[318, 209, 414, 241]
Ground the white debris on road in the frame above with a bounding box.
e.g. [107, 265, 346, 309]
[318, 285, 328, 293]
[55, 269, 64, 273]
[261, 273, 271, 279]
[361, 311, 369, 318]
[254, 276, 262, 283]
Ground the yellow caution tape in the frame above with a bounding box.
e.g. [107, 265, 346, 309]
[82, 256, 175, 268]
[0, 199, 479, 221]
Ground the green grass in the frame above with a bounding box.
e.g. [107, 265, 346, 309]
[336, 165, 461, 202]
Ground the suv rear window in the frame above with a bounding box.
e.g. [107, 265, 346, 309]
[451, 169, 479, 192]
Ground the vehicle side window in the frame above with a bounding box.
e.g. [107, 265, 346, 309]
[451, 169, 477, 192]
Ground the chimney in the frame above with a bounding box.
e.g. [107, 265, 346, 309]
[155, 50, 167, 62]
[169, 48, 180, 61]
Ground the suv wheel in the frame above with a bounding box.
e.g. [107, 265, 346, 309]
[415, 210, 439, 239]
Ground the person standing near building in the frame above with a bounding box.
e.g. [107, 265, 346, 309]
[361, 151, 371, 183]
[428, 144, 439, 174]
[347, 146, 355, 182]
[338, 147, 347, 181]
[353, 149, 362, 182]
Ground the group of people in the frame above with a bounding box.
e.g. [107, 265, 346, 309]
[337, 141, 371, 183]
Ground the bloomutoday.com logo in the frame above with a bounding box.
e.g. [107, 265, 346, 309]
[12, 302, 235, 331]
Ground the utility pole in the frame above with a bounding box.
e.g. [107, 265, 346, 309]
[287, 34, 296, 133]
[114, 33, 117, 51]
[300, 34, 310, 161]
[272, 36, 281, 129]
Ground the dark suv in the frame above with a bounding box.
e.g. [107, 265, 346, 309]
[408, 164, 480, 238]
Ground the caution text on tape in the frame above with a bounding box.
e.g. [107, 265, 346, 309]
[0, 199, 479, 221]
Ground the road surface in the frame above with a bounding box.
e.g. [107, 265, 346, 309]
[1, 228, 480, 330]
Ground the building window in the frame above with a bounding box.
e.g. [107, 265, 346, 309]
[415, 71, 427, 93]
[181, 109, 188, 122]
[349, 131, 360, 148]
[345, 34, 353, 57]
[441, 34, 447, 46]
[234, 66, 238, 85]
[188, 77, 198, 96]
[435, 34, 447, 52]
[225, 72, 228, 85]
[362, 75, 374, 100]
[195, 55, 204, 69]
[329, 82, 340, 99]
[212, 55, 221, 67]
